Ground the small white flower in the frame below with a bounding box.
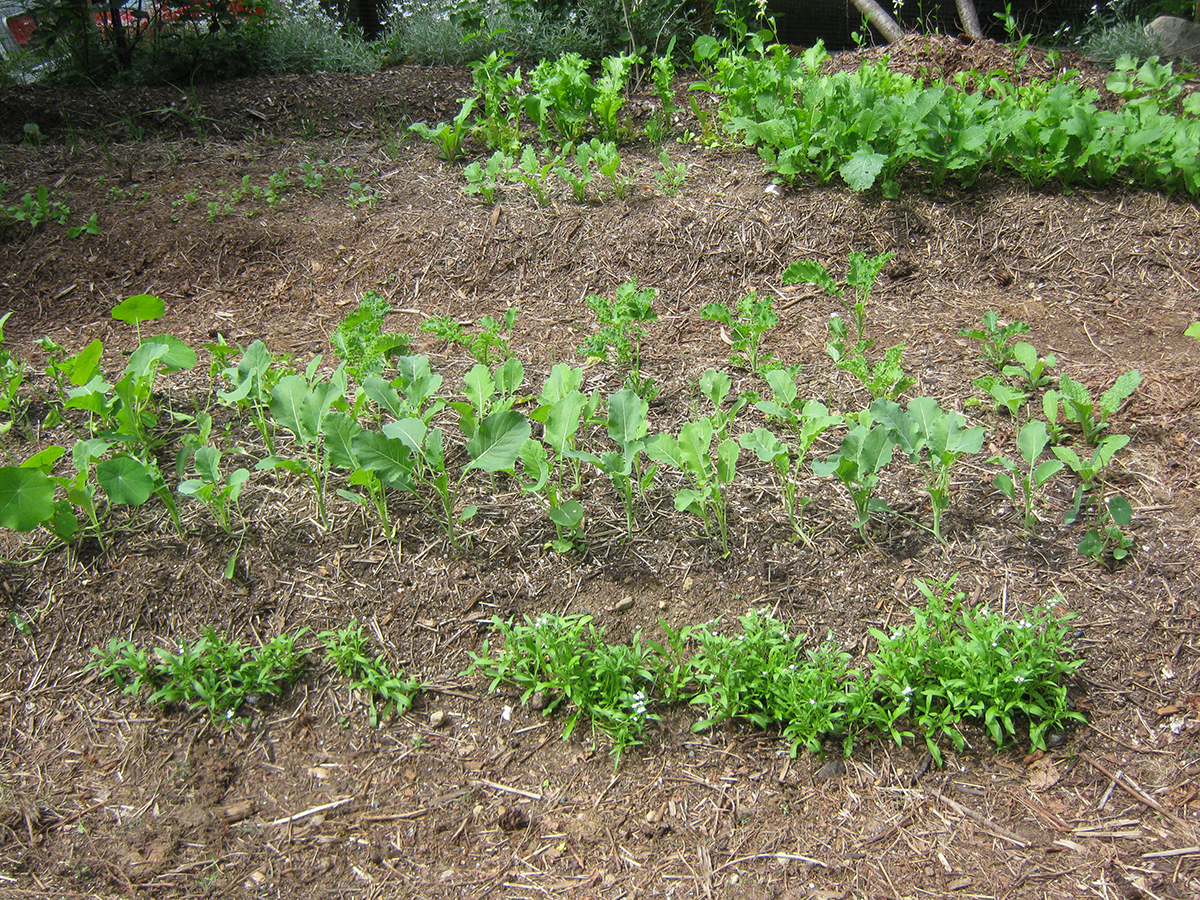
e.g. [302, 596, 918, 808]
[901, 685, 914, 698]
[1013, 675, 1026, 684]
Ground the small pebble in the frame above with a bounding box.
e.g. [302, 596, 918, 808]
[429, 710, 447, 729]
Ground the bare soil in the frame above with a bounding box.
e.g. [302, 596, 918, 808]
[2, 37, 1200, 900]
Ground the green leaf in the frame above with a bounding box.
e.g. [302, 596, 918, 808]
[839, 148, 887, 191]
[1186, 322, 1200, 343]
[781, 260, 839, 295]
[143, 335, 197, 372]
[351, 431, 415, 489]
[1107, 495, 1133, 527]
[269, 375, 319, 445]
[96, 456, 153, 505]
[0, 466, 55, 531]
[1016, 420, 1052, 467]
[606, 389, 649, 448]
[547, 499, 584, 529]
[111, 294, 165, 327]
[466, 411, 530, 473]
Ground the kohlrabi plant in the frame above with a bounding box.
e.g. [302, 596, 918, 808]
[1078, 494, 1134, 565]
[1053, 433, 1129, 524]
[991, 420, 1064, 531]
[565, 389, 654, 540]
[1003, 341, 1055, 392]
[812, 422, 897, 538]
[870, 397, 986, 542]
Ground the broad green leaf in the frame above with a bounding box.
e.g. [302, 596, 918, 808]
[606, 390, 649, 448]
[764, 368, 798, 407]
[494, 357, 524, 396]
[1107, 495, 1133, 527]
[218, 340, 273, 405]
[123, 341, 170, 379]
[363, 377, 403, 419]
[539, 364, 584, 406]
[466, 411, 530, 473]
[382, 418, 428, 455]
[144, 335, 197, 372]
[518, 438, 551, 493]
[463, 364, 495, 417]
[839, 148, 887, 191]
[644, 433, 684, 468]
[678, 419, 715, 476]
[324, 412, 362, 471]
[96, 456, 153, 505]
[716, 438, 738, 484]
[67, 339, 104, 386]
[351, 431, 414, 490]
[21, 446, 65, 475]
[0, 466, 55, 531]
[269, 374, 319, 445]
[547, 500, 584, 529]
[194, 445, 222, 483]
[111, 294, 165, 326]
[543, 391, 587, 456]
[738, 427, 787, 464]
[698, 369, 731, 409]
[1032, 458, 1064, 487]
[1016, 420, 1052, 467]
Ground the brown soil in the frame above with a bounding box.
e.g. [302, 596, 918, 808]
[2, 37, 1200, 900]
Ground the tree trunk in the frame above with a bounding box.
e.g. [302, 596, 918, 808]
[847, 0, 904, 44]
[955, 0, 985, 41]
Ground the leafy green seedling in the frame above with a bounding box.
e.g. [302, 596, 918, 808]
[973, 374, 1028, 417]
[1056, 370, 1141, 446]
[991, 420, 1064, 531]
[1186, 322, 1200, 344]
[593, 52, 639, 142]
[565, 389, 654, 540]
[1053, 433, 1129, 523]
[177, 446, 250, 536]
[556, 143, 596, 202]
[0, 311, 25, 434]
[783, 251, 893, 348]
[464, 150, 510, 204]
[320, 622, 421, 727]
[214, 339, 292, 455]
[827, 315, 915, 400]
[700, 290, 779, 375]
[1003, 341, 1055, 391]
[330, 290, 411, 383]
[408, 97, 477, 162]
[1078, 495, 1133, 565]
[656, 149, 688, 195]
[812, 422, 897, 537]
[421, 309, 518, 366]
[871, 397, 986, 542]
[509, 145, 560, 205]
[579, 280, 658, 395]
[959, 311, 1030, 371]
[646, 416, 739, 556]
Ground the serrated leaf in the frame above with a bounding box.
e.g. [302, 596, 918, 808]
[839, 148, 887, 191]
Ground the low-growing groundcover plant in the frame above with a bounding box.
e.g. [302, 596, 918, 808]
[468, 576, 1084, 767]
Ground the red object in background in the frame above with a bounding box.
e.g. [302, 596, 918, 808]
[5, 13, 36, 45]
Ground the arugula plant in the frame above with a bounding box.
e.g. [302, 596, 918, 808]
[408, 97, 477, 162]
[826, 316, 915, 401]
[320, 622, 422, 727]
[466, 613, 660, 767]
[868, 576, 1084, 764]
[89, 628, 310, 725]
[700, 290, 779, 375]
[421, 308, 519, 366]
[329, 290, 411, 383]
[655, 149, 688, 196]
[1050, 370, 1141, 446]
[556, 143, 597, 202]
[4, 185, 71, 229]
[812, 422, 897, 538]
[870, 398, 986, 542]
[991, 420, 1064, 531]
[959, 311, 1030, 371]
